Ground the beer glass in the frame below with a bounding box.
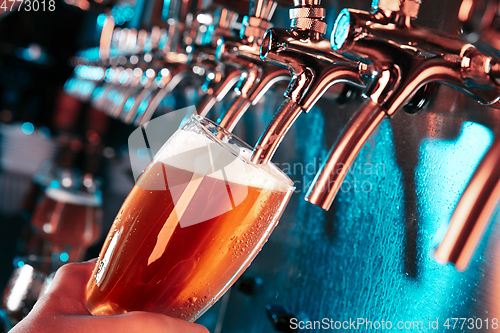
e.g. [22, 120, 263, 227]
[85, 115, 294, 321]
[30, 180, 103, 261]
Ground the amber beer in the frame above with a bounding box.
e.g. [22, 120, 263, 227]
[85, 116, 293, 321]
[31, 187, 103, 261]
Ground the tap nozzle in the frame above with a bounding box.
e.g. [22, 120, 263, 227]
[217, 64, 289, 131]
[435, 136, 500, 271]
[196, 0, 282, 119]
[250, 0, 364, 165]
[305, 99, 386, 209]
[431, 0, 500, 271]
[306, 3, 500, 211]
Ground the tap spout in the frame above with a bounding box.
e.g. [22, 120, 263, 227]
[136, 64, 192, 125]
[305, 99, 386, 209]
[217, 64, 289, 131]
[306, 3, 500, 211]
[196, 66, 242, 116]
[250, 97, 304, 164]
[260, 27, 364, 110]
[250, 2, 364, 166]
[435, 136, 500, 271]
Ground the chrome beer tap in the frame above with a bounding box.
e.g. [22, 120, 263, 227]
[120, 27, 172, 124]
[210, 0, 291, 130]
[190, 6, 244, 118]
[103, 29, 142, 117]
[196, 0, 286, 119]
[435, 0, 500, 271]
[91, 28, 131, 111]
[137, 5, 243, 125]
[249, 0, 364, 164]
[305, 0, 500, 212]
[134, 0, 207, 125]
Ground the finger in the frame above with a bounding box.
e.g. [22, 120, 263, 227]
[65, 312, 210, 333]
[48, 260, 96, 296]
[36, 260, 98, 315]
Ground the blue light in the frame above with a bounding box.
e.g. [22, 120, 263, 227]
[21, 122, 35, 135]
[137, 99, 149, 115]
[59, 252, 69, 262]
[97, 13, 107, 27]
[111, 4, 134, 26]
[17, 260, 25, 268]
[115, 94, 124, 106]
[331, 8, 350, 51]
[417, 122, 494, 247]
[162, 0, 171, 21]
[92, 87, 104, 102]
[143, 38, 152, 53]
[124, 97, 135, 110]
[24, 43, 42, 61]
[50, 180, 60, 189]
[63, 78, 76, 93]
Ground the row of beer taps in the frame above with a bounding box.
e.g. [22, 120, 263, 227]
[66, 0, 500, 272]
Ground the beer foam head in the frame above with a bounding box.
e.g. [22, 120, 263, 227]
[154, 129, 293, 192]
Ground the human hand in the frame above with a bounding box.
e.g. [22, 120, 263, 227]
[10, 259, 210, 333]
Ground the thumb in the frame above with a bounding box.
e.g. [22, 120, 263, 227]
[68, 311, 210, 333]
[36, 259, 97, 315]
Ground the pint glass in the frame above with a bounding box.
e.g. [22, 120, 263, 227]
[85, 115, 294, 321]
[30, 183, 103, 261]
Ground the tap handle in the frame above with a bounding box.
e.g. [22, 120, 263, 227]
[305, 99, 386, 210]
[435, 136, 500, 271]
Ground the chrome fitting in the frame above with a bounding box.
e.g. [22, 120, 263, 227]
[289, 0, 327, 34]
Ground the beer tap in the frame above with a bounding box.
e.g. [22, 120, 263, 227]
[249, 0, 364, 164]
[196, 0, 284, 119]
[133, 1, 198, 125]
[198, 1, 289, 131]
[66, 23, 121, 103]
[304, 0, 500, 212]
[102, 29, 142, 117]
[136, 5, 242, 125]
[188, 7, 243, 118]
[435, 0, 500, 271]
[120, 27, 172, 124]
[91, 28, 131, 111]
